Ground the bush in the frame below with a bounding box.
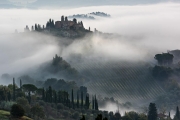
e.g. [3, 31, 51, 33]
[38, 100, 45, 106]
[31, 104, 45, 119]
[10, 104, 25, 118]
[16, 97, 30, 114]
[63, 110, 69, 118]
[0, 101, 15, 111]
[57, 103, 64, 110]
[72, 111, 79, 119]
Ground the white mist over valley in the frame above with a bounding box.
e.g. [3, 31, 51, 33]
[0, 2, 180, 114]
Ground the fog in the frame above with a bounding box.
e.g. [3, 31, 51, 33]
[0, 2, 179, 77]
[0, 2, 179, 114]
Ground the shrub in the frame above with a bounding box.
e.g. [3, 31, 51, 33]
[57, 103, 64, 110]
[16, 97, 30, 114]
[72, 111, 79, 119]
[10, 104, 25, 118]
[63, 110, 69, 118]
[0, 101, 15, 111]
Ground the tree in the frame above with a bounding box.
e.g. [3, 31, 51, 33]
[35, 24, 38, 31]
[152, 65, 172, 80]
[174, 106, 180, 120]
[85, 94, 90, 109]
[53, 90, 57, 104]
[13, 78, 16, 101]
[20, 79, 22, 91]
[73, 18, 77, 24]
[31, 26, 34, 31]
[71, 89, 74, 109]
[92, 96, 94, 110]
[48, 86, 52, 103]
[95, 114, 102, 120]
[22, 84, 37, 103]
[8, 91, 11, 101]
[154, 53, 174, 65]
[16, 97, 31, 114]
[10, 104, 25, 118]
[41, 88, 45, 101]
[123, 111, 138, 120]
[80, 115, 85, 120]
[77, 91, 79, 108]
[148, 103, 157, 120]
[57, 103, 64, 110]
[114, 112, 121, 120]
[95, 95, 99, 110]
[65, 17, 68, 21]
[81, 91, 83, 108]
[31, 104, 45, 119]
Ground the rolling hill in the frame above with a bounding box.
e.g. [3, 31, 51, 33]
[71, 60, 165, 104]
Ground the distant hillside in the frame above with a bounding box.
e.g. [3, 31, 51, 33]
[68, 12, 111, 20]
[0, 110, 32, 120]
[169, 49, 180, 63]
[34, 55, 89, 85]
[89, 12, 111, 17]
[71, 60, 165, 104]
[68, 14, 95, 20]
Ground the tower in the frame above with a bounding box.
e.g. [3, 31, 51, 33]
[61, 16, 64, 22]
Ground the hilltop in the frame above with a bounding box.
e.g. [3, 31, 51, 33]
[24, 15, 93, 38]
[68, 12, 111, 20]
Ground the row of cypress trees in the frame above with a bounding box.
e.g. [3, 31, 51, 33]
[41, 86, 98, 110]
[3, 78, 99, 111]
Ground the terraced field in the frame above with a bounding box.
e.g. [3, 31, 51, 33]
[72, 60, 165, 103]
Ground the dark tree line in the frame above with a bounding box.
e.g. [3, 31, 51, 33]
[154, 53, 174, 65]
[46, 18, 55, 28]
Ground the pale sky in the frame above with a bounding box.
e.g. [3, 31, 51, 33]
[0, 0, 179, 8]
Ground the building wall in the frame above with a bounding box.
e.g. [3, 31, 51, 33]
[55, 21, 61, 28]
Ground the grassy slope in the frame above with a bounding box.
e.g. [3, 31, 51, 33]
[0, 110, 32, 120]
[72, 60, 165, 104]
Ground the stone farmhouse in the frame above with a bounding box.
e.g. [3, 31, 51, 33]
[55, 16, 84, 30]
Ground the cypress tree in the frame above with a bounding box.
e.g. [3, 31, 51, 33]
[20, 79, 22, 91]
[95, 95, 99, 110]
[28, 90, 31, 104]
[35, 24, 38, 31]
[31, 26, 34, 31]
[45, 89, 48, 102]
[54, 91, 57, 104]
[63, 91, 66, 104]
[85, 94, 90, 109]
[58, 91, 61, 103]
[13, 78, 15, 101]
[66, 92, 69, 107]
[77, 91, 79, 108]
[92, 96, 94, 110]
[81, 91, 83, 108]
[52, 19, 55, 27]
[148, 103, 157, 120]
[42, 88, 45, 101]
[8, 91, 11, 101]
[71, 89, 74, 109]
[175, 106, 180, 120]
[49, 86, 52, 103]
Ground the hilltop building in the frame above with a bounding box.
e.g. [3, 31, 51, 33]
[55, 16, 84, 30]
[24, 15, 90, 38]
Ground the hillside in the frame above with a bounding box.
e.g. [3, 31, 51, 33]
[0, 110, 32, 120]
[71, 60, 165, 104]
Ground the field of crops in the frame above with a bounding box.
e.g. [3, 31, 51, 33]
[72, 60, 165, 103]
